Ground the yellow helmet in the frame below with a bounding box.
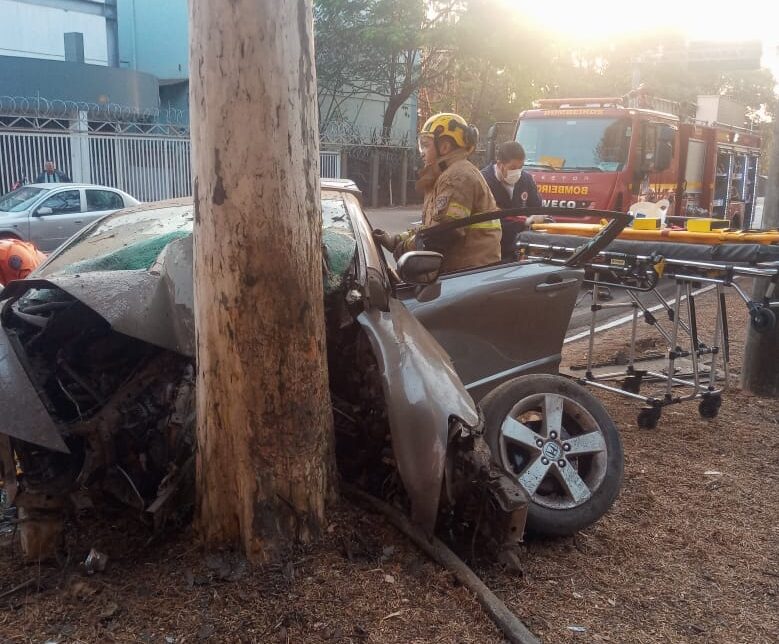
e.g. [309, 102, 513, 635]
[420, 112, 478, 151]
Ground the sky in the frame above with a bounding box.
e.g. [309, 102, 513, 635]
[508, 0, 779, 86]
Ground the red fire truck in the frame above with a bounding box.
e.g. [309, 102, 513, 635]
[507, 94, 762, 228]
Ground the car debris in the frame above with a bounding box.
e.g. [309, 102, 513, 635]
[84, 548, 109, 575]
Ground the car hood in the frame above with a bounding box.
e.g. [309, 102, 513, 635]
[1, 234, 195, 358]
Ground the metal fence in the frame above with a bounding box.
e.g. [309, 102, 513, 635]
[320, 150, 341, 178]
[0, 103, 193, 200]
[0, 98, 415, 205]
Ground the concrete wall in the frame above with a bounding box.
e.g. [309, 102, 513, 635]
[320, 92, 418, 144]
[0, 55, 159, 111]
[117, 0, 188, 80]
[0, 0, 109, 65]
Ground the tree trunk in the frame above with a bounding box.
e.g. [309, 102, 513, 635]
[741, 106, 779, 396]
[382, 92, 411, 143]
[189, 0, 335, 562]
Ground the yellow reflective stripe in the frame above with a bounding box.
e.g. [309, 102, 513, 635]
[468, 220, 502, 230]
[443, 201, 471, 219]
[440, 201, 502, 230]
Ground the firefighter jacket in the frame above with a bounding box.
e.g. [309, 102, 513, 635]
[0, 239, 46, 286]
[396, 149, 501, 273]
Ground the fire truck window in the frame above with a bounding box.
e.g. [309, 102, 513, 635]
[516, 118, 631, 172]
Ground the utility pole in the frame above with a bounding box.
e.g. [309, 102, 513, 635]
[189, 0, 335, 561]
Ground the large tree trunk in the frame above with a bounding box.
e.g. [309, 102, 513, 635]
[189, 0, 334, 562]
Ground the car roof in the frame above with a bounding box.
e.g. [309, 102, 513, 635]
[104, 179, 363, 213]
[25, 183, 128, 190]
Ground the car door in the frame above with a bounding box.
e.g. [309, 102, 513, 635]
[85, 189, 127, 224]
[29, 188, 85, 251]
[399, 262, 583, 402]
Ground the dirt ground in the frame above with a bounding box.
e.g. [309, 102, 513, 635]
[1, 286, 778, 643]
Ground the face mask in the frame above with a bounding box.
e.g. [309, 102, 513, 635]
[502, 168, 523, 185]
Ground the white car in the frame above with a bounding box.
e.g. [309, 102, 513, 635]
[0, 183, 139, 252]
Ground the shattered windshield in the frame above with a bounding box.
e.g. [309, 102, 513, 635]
[35, 191, 357, 280]
[321, 194, 358, 294]
[36, 203, 195, 277]
[517, 117, 631, 172]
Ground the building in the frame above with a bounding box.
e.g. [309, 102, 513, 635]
[0, 0, 158, 111]
[0, 0, 417, 204]
[116, 0, 189, 114]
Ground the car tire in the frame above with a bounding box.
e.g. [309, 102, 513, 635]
[481, 374, 623, 537]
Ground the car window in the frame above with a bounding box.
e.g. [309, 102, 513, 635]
[39, 190, 81, 215]
[0, 186, 45, 212]
[86, 189, 124, 211]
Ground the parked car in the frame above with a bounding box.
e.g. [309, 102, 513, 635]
[0, 181, 626, 560]
[0, 183, 139, 252]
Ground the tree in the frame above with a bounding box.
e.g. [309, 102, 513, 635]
[314, 0, 374, 131]
[315, 0, 463, 140]
[189, 0, 335, 562]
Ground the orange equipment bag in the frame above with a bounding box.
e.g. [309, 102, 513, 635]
[0, 239, 47, 286]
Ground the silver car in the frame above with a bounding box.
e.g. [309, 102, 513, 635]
[0, 183, 139, 252]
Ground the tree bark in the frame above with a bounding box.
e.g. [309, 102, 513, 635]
[190, 0, 335, 562]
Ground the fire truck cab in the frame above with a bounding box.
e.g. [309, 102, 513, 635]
[511, 94, 761, 227]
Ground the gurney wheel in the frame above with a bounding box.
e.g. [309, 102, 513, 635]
[750, 307, 776, 334]
[621, 377, 641, 395]
[637, 406, 661, 430]
[698, 394, 722, 419]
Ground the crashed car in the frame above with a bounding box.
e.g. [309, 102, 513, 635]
[0, 180, 625, 559]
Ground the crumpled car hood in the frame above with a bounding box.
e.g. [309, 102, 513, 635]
[1, 235, 195, 358]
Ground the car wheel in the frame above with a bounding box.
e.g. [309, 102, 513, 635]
[482, 374, 623, 536]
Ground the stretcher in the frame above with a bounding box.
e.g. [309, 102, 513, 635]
[517, 230, 779, 428]
[530, 222, 779, 246]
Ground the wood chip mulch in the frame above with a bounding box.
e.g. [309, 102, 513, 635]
[1, 287, 777, 643]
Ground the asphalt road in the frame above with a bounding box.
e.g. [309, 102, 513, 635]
[364, 206, 419, 236]
[364, 206, 678, 339]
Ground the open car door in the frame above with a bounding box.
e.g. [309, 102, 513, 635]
[398, 207, 631, 401]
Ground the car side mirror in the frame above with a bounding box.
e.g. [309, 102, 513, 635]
[397, 251, 443, 285]
[35, 206, 53, 216]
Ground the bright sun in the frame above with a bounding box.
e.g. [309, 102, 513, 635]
[507, 0, 778, 75]
[508, 0, 773, 40]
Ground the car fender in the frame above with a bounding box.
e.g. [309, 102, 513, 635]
[0, 227, 24, 240]
[357, 298, 479, 535]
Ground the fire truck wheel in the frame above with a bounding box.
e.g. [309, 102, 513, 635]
[482, 375, 624, 537]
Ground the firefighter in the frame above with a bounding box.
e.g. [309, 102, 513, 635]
[481, 141, 543, 260]
[374, 113, 501, 273]
[0, 239, 46, 287]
